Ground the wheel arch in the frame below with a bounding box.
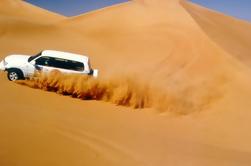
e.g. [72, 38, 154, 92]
[6, 68, 25, 79]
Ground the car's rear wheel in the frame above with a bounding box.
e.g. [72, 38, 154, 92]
[7, 69, 24, 81]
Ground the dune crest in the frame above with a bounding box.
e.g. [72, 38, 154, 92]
[1, 0, 64, 22]
[181, 0, 251, 66]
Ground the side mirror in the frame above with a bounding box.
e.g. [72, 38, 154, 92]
[30, 61, 35, 66]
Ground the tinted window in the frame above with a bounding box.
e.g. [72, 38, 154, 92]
[67, 60, 85, 71]
[36, 56, 84, 71]
[35, 56, 51, 66]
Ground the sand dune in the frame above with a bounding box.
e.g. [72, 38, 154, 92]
[0, 0, 64, 22]
[181, 0, 251, 66]
[1, 0, 251, 165]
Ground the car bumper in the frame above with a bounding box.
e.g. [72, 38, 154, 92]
[0, 60, 5, 71]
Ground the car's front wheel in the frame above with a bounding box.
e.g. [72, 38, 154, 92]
[7, 69, 24, 81]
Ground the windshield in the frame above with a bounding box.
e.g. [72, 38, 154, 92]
[28, 51, 42, 62]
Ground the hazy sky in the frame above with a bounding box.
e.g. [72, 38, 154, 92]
[191, 0, 251, 22]
[25, 0, 251, 22]
[25, 0, 129, 16]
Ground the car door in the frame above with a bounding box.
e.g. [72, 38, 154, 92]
[25, 62, 36, 77]
[34, 56, 55, 74]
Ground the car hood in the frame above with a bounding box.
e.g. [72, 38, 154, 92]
[5, 55, 30, 64]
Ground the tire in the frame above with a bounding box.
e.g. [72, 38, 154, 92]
[7, 69, 24, 81]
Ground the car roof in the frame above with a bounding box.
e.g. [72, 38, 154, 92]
[41, 50, 89, 62]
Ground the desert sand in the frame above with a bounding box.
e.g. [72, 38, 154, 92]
[1, 0, 251, 165]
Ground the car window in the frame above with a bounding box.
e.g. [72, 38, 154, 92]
[35, 56, 51, 66]
[36, 57, 84, 71]
[68, 60, 85, 71]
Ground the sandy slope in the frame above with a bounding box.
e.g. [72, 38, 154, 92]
[0, 0, 64, 22]
[1, 0, 251, 165]
[181, 1, 251, 66]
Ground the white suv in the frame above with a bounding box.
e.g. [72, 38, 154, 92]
[0, 50, 98, 81]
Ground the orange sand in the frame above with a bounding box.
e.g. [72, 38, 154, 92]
[1, 0, 251, 165]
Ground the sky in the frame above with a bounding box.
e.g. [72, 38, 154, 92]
[25, 0, 129, 16]
[191, 0, 251, 22]
[25, 0, 251, 22]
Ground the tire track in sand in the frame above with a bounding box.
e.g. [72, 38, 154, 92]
[54, 126, 148, 166]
